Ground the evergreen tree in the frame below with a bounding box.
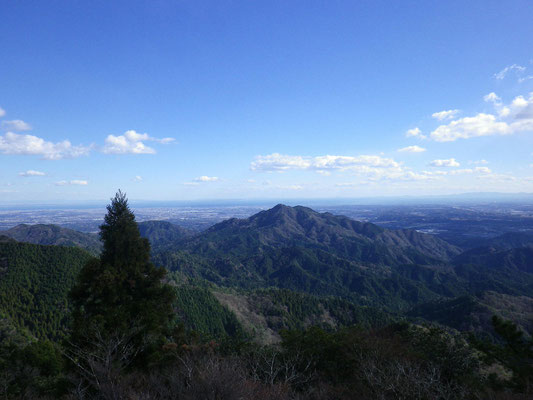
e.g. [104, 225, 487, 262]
[69, 190, 176, 348]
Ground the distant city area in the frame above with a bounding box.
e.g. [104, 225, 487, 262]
[2, 201, 533, 247]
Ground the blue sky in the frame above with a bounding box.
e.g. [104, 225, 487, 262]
[1, 0, 533, 203]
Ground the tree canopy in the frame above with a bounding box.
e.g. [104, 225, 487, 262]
[69, 190, 175, 347]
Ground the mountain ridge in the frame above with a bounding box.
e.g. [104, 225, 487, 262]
[185, 203, 461, 265]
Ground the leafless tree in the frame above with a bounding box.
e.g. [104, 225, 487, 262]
[64, 327, 144, 400]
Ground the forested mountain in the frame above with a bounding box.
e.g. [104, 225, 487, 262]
[1, 201, 531, 399]
[1, 220, 195, 255]
[138, 220, 195, 249]
[0, 241, 93, 340]
[454, 245, 533, 273]
[181, 204, 461, 264]
[407, 291, 533, 335]
[153, 204, 533, 312]
[0, 235, 16, 243]
[1, 224, 102, 254]
[3, 205, 532, 339]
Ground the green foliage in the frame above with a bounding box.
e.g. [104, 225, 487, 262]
[0, 242, 92, 340]
[246, 288, 392, 332]
[152, 205, 533, 315]
[280, 323, 483, 398]
[2, 223, 102, 255]
[138, 220, 194, 251]
[473, 316, 533, 393]
[174, 286, 245, 338]
[69, 190, 176, 350]
[0, 337, 69, 399]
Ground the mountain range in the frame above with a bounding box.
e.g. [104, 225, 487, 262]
[153, 205, 533, 314]
[1, 204, 532, 340]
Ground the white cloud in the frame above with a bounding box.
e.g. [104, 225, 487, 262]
[2, 119, 32, 131]
[397, 145, 426, 153]
[0, 132, 90, 160]
[405, 127, 426, 139]
[432, 109, 460, 121]
[103, 130, 155, 154]
[494, 64, 526, 80]
[484, 92, 501, 104]
[194, 176, 219, 182]
[430, 113, 512, 142]
[274, 184, 304, 190]
[518, 75, 533, 83]
[429, 158, 460, 167]
[250, 153, 311, 171]
[448, 167, 491, 175]
[251, 153, 401, 173]
[0, 107, 5, 117]
[134, 175, 143, 182]
[430, 93, 533, 142]
[250, 153, 442, 182]
[182, 182, 200, 186]
[19, 170, 46, 177]
[469, 159, 489, 165]
[102, 130, 175, 154]
[313, 155, 400, 169]
[55, 180, 88, 186]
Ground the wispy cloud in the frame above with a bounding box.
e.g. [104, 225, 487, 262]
[183, 175, 220, 186]
[2, 119, 32, 131]
[194, 176, 219, 182]
[397, 145, 426, 153]
[0, 132, 90, 160]
[251, 153, 400, 173]
[55, 180, 88, 186]
[250, 153, 437, 182]
[494, 64, 526, 80]
[405, 127, 426, 139]
[432, 109, 460, 121]
[429, 158, 460, 167]
[19, 170, 46, 177]
[469, 159, 489, 165]
[0, 107, 5, 118]
[102, 130, 175, 154]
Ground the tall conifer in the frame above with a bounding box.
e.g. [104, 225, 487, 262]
[69, 190, 175, 347]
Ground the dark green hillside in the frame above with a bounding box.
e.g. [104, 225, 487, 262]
[454, 245, 533, 273]
[2, 224, 102, 255]
[0, 241, 93, 341]
[0, 235, 16, 243]
[181, 204, 460, 265]
[153, 204, 533, 312]
[407, 291, 533, 335]
[173, 286, 245, 338]
[462, 232, 533, 250]
[212, 288, 393, 343]
[138, 220, 194, 249]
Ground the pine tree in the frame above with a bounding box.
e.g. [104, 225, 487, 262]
[69, 190, 175, 348]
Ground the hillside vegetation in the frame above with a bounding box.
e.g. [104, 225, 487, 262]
[0, 241, 92, 340]
[153, 204, 533, 314]
[1, 224, 102, 255]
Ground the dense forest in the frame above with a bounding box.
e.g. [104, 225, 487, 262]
[0, 195, 531, 399]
